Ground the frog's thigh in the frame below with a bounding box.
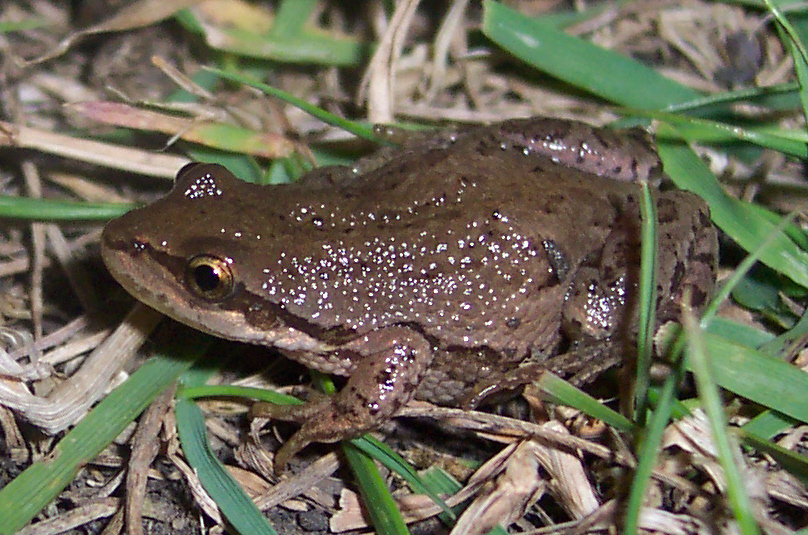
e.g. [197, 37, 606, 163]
[257, 326, 433, 469]
[655, 202, 718, 321]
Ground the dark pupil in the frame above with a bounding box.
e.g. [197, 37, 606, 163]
[193, 264, 221, 292]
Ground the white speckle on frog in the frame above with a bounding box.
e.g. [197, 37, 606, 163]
[184, 173, 222, 199]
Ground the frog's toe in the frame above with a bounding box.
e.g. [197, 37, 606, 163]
[461, 363, 547, 409]
[255, 397, 368, 471]
[272, 432, 311, 473]
[252, 392, 331, 423]
[272, 414, 367, 472]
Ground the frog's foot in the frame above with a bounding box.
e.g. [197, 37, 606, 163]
[253, 394, 375, 472]
[461, 345, 624, 409]
[256, 326, 434, 472]
[547, 344, 622, 386]
[461, 363, 547, 410]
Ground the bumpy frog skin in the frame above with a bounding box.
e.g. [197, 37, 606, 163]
[101, 117, 717, 470]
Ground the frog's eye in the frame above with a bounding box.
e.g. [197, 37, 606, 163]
[185, 255, 235, 301]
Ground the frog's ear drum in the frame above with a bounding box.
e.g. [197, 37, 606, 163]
[185, 254, 236, 301]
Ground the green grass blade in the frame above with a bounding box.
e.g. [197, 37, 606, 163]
[349, 435, 456, 520]
[182, 382, 454, 521]
[482, 1, 701, 109]
[765, 0, 808, 121]
[634, 181, 658, 422]
[0, 329, 206, 534]
[706, 317, 774, 348]
[176, 8, 365, 66]
[738, 428, 808, 484]
[623, 363, 684, 533]
[205, 67, 378, 141]
[663, 82, 799, 114]
[308, 372, 410, 534]
[685, 316, 761, 534]
[342, 443, 411, 535]
[0, 196, 132, 220]
[698, 333, 808, 424]
[539, 373, 635, 433]
[175, 398, 278, 535]
[271, 0, 319, 39]
[636, 111, 808, 158]
[742, 410, 797, 440]
[0, 19, 48, 33]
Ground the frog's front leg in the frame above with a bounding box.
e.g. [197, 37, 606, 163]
[254, 325, 433, 471]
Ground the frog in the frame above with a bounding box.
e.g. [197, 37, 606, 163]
[100, 117, 717, 471]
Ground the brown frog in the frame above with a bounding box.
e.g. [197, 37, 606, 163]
[101, 117, 717, 470]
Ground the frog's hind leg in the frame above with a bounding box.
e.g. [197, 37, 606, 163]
[253, 326, 433, 472]
[460, 343, 623, 410]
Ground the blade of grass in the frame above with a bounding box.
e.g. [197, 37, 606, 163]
[742, 410, 797, 440]
[176, 398, 278, 535]
[633, 110, 808, 158]
[0, 327, 207, 534]
[626, 204, 806, 531]
[764, 0, 808, 121]
[270, 0, 319, 39]
[696, 333, 808, 425]
[705, 317, 774, 348]
[0, 196, 132, 220]
[663, 82, 799, 114]
[181, 383, 455, 520]
[0, 19, 48, 32]
[684, 312, 761, 535]
[309, 372, 411, 534]
[175, 7, 366, 66]
[349, 435, 456, 520]
[737, 428, 808, 484]
[482, 1, 701, 109]
[634, 181, 658, 423]
[342, 443, 411, 535]
[623, 347, 687, 533]
[538, 372, 635, 433]
[205, 67, 379, 141]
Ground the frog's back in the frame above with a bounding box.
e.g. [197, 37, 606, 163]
[256, 132, 637, 356]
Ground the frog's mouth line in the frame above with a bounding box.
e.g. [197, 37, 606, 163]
[102, 237, 370, 351]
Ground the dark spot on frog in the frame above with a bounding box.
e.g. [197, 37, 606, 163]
[699, 211, 712, 227]
[375, 369, 395, 390]
[506, 318, 521, 329]
[535, 193, 565, 215]
[657, 197, 678, 223]
[542, 239, 569, 282]
[601, 264, 617, 282]
[592, 129, 612, 149]
[693, 252, 715, 266]
[689, 287, 708, 308]
[670, 260, 686, 289]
